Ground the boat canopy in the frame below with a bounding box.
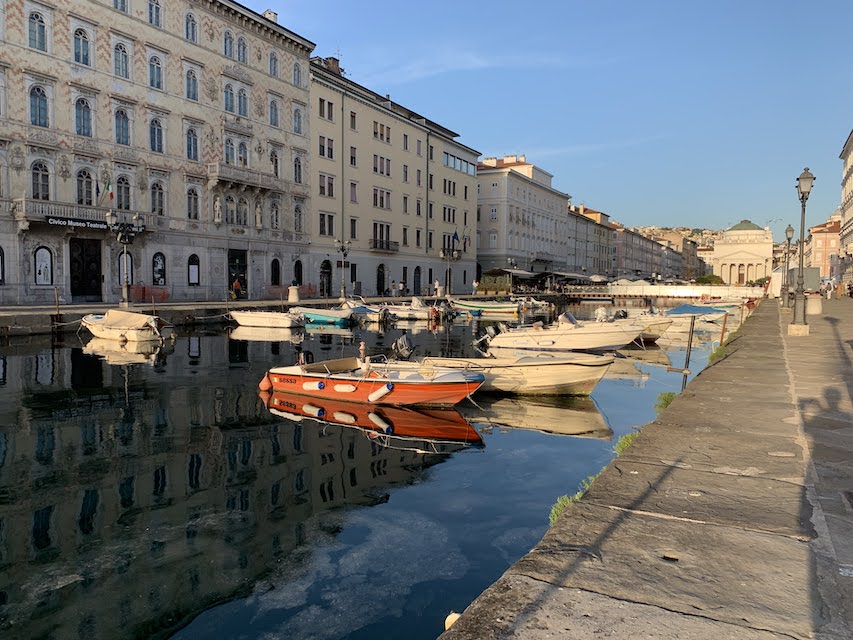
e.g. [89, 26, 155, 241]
[101, 309, 162, 329]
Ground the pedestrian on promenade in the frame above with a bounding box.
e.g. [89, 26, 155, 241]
[472, 279, 479, 295]
[434, 278, 440, 296]
[837, 281, 845, 300]
[391, 280, 397, 297]
[232, 277, 242, 300]
[398, 280, 404, 297]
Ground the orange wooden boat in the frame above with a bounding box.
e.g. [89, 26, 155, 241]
[260, 356, 485, 407]
[263, 390, 484, 451]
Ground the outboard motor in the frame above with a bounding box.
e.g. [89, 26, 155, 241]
[391, 333, 415, 360]
[614, 309, 628, 320]
[594, 307, 609, 322]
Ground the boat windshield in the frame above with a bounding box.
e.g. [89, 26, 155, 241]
[556, 311, 579, 326]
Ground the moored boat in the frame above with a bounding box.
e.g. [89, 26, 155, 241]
[81, 309, 175, 342]
[380, 296, 437, 321]
[291, 305, 355, 326]
[340, 298, 395, 323]
[260, 356, 485, 406]
[229, 309, 305, 328]
[448, 297, 521, 316]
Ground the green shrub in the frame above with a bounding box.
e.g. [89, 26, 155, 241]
[549, 472, 602, 525]
[613, 432, 639, 455]
[654, 391, 677, 413]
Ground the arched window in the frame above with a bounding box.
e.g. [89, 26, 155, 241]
[29, 87, 48, 127]
[186, 128, 198, 161]
[188, 254, 200, 286]
[223, 31, 234, 58]
[237, 142, 248, 168]
[29, 13, 46, 51]
[151, 182, 164, 215]
[269, 100, 279, 127]
[76, 169, 93, 205]
[225, 196, 236, 224]
[224, 138, 235, 165]
[237, 89, 248, 117]
[187, 188, 199, 220]
[224, 84, 234, 112]
[271, 259, 281, 286]
[115, 109, 130, 145]
[148, 0, 161, 27]
[237, 198, 248, 226]
[293, 156, 302, 184]
[152, 252, 166, 285]
[186, 70, 198, 101]
[149, 56, 162, 89]
[74, 29, 90, 65]
[34, 247, 53, 285]
[294, 204, 303, 233]
[269, 52, 278, 77]
[114, 43, 129, 78]
[270, 202, 280, 230]
[75, 98, 91, 137]
[32, 162, 49, 200]
[270, 150, 279, 178]
[185, 14, 197, 42]
[293, 108, 302, 134]
[116, 176, 131, 210]
[149, 118, 163, 152]
[293, 63, 301, 86]
[293, 260, 303, 285]
[237, 37, 247, 63]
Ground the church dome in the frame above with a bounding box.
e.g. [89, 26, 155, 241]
[728, 219, 763, 231]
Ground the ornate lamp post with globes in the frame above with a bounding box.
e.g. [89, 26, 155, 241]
[439, 246, 461, 295]
[334, 238, 352, 301]
[790, 168, 815, 332]
[105, 210, 141, 308]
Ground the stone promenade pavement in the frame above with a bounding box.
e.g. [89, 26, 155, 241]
[441, 299, 853, 639]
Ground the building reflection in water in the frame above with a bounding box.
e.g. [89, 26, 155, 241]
[0, 333, 478, 639]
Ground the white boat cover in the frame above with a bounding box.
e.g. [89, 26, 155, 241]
[100, 309, 162, 329]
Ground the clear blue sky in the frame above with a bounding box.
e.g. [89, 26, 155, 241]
[258, 0, 853, 241]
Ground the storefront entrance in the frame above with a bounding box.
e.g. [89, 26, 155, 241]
[229, 249, 248, 298]
[70, 238, 102, 302]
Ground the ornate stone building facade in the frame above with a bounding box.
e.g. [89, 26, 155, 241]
[0, 0, 314, 304]
[708, 219, 773, 284]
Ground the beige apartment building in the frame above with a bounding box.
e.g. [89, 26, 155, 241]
[309, 57, 479, 298]
[0, 0, 314, 305]
[804, 216, 840, 279]
[567, 204, 615, 277]
[476, 155, 571, 275]
[839, 130, 853, 284]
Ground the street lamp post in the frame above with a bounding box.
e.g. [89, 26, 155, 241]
[791, 168, 815, 328]
[782, 224, 794, 308]
[334, 239, 352, 301]
[105, 210, 141, 308]
[440, 246, 461, 295]
[506, 257, 518, 293]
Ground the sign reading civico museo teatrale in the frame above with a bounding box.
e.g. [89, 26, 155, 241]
[46, 216, 109, 231]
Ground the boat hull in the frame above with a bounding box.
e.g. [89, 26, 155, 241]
[229, 310, 304, 328]
[449, 298, 521, 315]
[291, 306, 354, 326]
[81, 310, 174, 342]
[487, 324, 642, 352]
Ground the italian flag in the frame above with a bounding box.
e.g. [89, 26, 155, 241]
[106, 178, 114, 201]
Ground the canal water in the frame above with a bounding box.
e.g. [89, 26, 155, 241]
[0, 307, 725, 640]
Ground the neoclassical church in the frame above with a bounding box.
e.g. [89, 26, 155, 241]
[708, 220, 773, 284]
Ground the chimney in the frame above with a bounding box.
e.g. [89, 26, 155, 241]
[262, 9, 278, 23]
[326, 57, 341, 75]
[579, 204, 585, 216]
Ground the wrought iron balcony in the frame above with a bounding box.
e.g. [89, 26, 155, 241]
[207, 162, 280, 191]
[11, 198, 156, 231]
[369, 239, 399, 253]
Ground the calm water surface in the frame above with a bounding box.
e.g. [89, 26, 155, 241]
[0, 308, 722, 640]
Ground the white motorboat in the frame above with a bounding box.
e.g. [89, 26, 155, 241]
[291, 306, 355, 326]
[478, 312, 643, 353]
[381, 296, 437, 321]
[229, 309, 304, 328]
[448, 297, 522, 316]
[341, 298, 395, 323]
[81, 309, 175, 342]
[591, 307, 672, 343]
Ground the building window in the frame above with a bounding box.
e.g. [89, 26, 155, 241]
[237, 198, 248, 226]
[151, 182, 164, 215]
[402, 227, 409, 246]
[32, 162, 50, 200]
[224, 138, 234, 164]
[318, 98, 334, 121]
[293, 156, 302, 184]
[237, 142, 248, 168]
[402, 195, 408, 213]
[224, 84, 234, 112]
[269, 52, 278, 76]
[74, 29, 90, 65]
[224, 31, 234, 58]
[350, 111, 357, 130]
[185, 14, 197, 42]
[319, 174, 334, 198]
[319, 136, 334, 159]
[152, 252, 166, 285]
[186, 128, 198, 160]
[350, 217, 358, 240]
[373, 188, 391, 210]
[114, 44, 129, 78]
[114, 0, 128, 11]
[237, 37, 247, 64]
[319, 212, 334, 237]
[34, 247, 53, 285]
[76, 169, 93, 205]
[373, 121, 390, 143]
[416, 229, 422, 247]
[75, 98, 91, 137]
[116, 176, 131, 210]
[149, 118, 163, 152]
[149, 56, 163, 89]
[188, 254, 200, 286]
[489, 231, 498, 248]
[403, 134, 409, 150]
[270, 202, 280, 230]
[270, 150, 279, 177]
[238, 89, 248, 117]
[186, 70, 198, 101]
[294, 204, 303, 233]
[187, 188, 199, 219]
[29, 87, 48, 127]
[349, 181, 357, 203]
[225, 196, 236, 224]
[293, 63, 301, 86]
[29, 13, 47, 51]
[269, 99, 279, 127]
[148, 0, 162, 27]
[293, 108, 302, 134]
[350, 146, 357, 167]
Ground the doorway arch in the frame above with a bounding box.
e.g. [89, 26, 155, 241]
[413, 266, 421, 296]
[320, 260, 332, 297]
[293, 260, 303, 285]
[376, 263, 386, 296]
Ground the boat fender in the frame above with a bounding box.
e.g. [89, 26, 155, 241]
[302, 381, 326, 391]
[368, 412, 393, 434]
[332, 411, 357, 424]
[303, 404, 325, 418]
[258, 374, 272, 391]
[258, 390, 271, 407]
[367, 383, 394, 402]
[333, 384, 357, 393]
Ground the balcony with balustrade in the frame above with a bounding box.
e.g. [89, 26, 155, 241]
[368, 239, 399, 253]
[10, 198, 156, 232]
[207, 163, 280, 192]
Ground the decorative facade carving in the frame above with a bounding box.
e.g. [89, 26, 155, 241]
[204, 74, 218, 102]
[222, 65, 252, 85]
[57, 155, 71, 180]
[11, 146, 24, 173]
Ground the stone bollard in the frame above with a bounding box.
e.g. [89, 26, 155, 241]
[288, 285, 300, 303]
[805, 295, 822, 316]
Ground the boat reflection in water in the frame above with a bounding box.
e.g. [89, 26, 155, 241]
[82, 336, 172, 366]
[459, 395, 612, 439]
[264, 390, 484, 454]
[228, 325, 305, 345]
[617, 344, 672, 368]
